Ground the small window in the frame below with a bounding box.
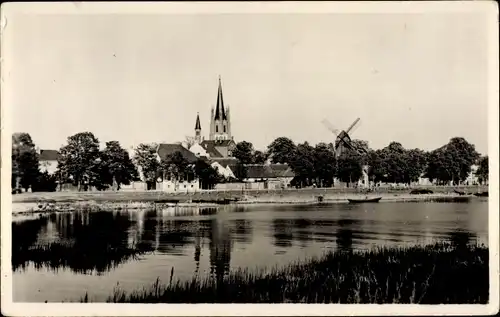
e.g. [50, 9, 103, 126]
[216, 126, 218, 133]
[191, 185, 194, 188]
[184, 185, 187, 188]
[223, 125, 226, 133]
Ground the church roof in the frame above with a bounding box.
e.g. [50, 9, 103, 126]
[195, 113, 201, 130]
[157, 143, 199, 163]
[214, 76, 227, 120]
[39, 149, 60, 161]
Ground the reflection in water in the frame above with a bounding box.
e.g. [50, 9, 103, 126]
[273, 219, 294, 248]
[12, 201, 488, 302]
[336, 219, 357, 252]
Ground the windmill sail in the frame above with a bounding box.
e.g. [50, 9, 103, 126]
[345, 118, 360, 134]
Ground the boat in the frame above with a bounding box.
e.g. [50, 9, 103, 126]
[473, 192, 489, 197]
[347, 197, 382, 203]
[454, 189, 467, 196]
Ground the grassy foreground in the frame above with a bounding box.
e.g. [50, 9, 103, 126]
[81, 243, 488, 304]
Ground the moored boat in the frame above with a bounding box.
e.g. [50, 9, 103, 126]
[473, 191, 489, 197]
[347, 197, 382, 203]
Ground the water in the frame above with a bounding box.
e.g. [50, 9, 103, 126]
[12, 200, 488, 302]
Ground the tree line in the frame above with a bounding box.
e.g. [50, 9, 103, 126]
[230, 136, 488, 188]
[12, 132, 488, 193]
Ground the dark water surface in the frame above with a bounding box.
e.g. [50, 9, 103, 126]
[12, 201, 488, 302]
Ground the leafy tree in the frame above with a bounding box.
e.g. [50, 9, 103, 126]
[57, 132, 100, 191]
[100, 141, 138, 190]
[253, 150, 268, 164]
[134, 143, 161, 189]
[404, 148, 427, 184]
[233, 161, 248, 180]
[336, 149, 363, 187]
[31, 171, 58, 192]
[289, 142, 315, 187]
[476, 156, 488, 185]
[194, 159, 221, 189]
[367, 149, 388, 184]
[267, 137, 296, 164]
[313, 143, 336, 187]
[233, 141, 254, 164]
[383, 142, 407, 184]
[161, 151, 192, 182]
[425, 138, 479, 185]
[12, 133, 40, 191]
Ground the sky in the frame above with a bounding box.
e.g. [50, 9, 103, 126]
[4, 5, 493, 154]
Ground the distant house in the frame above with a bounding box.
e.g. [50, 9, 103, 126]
[38, 149, 59, 175]
[155, 143, 201, 192]
[243, 163, 295, 189]
[211, 157, 239, 179]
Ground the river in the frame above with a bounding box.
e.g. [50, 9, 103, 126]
[12, 200, 488, 302]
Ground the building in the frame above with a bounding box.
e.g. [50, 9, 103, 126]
[156, 143, 201, 192]
[190, 76, 237, 159]
[38, 149, 59, 175]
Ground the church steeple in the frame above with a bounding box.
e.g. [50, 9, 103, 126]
[210, 75, 232, 141]
[214, 76, 227, 120]
[194, 112, 202, 144]
[195, 113, 201, 130]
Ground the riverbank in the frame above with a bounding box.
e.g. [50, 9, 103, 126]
[79, 242, 488, 304]
[11, 186, 488, 215]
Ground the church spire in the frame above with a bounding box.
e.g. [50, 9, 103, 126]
[214, 75, 227, 120]
[195, 112, 201, 130]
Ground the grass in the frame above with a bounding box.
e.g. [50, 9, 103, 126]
[81, 242, 489, 304]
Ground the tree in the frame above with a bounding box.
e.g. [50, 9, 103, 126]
[233, 161, 248, 181]
[336, 149, 363, 187]
[134, 143, 161, 189]
[12, 133, 40, 191]
[233, 141, 254, 164]
[476, 156, 488, 185]
[184, 136, 196, 150]
[382, 142, 407, 184]
[161, 151, 192, 183]
[289, 142, 315, 187]
[267, 137, 296, 164]
[57, 132, 100, 191]
[313, 143, 336, 187]
[404, 148, 427, 185]
[100, 141, 138, 190]
[367, 149, 388, 184]
[194, 159, 221, 189]
[425, 138, 479, 185]
[253, 150, 268, 164]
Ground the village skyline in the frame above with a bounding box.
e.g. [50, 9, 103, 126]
[7, 12, 489, 154]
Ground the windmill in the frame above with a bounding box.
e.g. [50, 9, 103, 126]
[322, 117, 367, 157]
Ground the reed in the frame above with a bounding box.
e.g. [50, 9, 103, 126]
[81, 242, 488, 304]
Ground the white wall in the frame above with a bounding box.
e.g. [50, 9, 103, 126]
[190, 143, 209, 158]
[40, 160, 58, 175]
[159, 179, 200, 192]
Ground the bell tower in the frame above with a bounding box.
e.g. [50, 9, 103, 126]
[194, 112, 202, 144]
[209, 76, 231, 141]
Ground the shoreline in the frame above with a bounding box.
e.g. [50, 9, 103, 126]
[11, 190, 488, 216]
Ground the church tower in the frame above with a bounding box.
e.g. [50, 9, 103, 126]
[194, 112, 202, 144]
[209, 76, 232, 141]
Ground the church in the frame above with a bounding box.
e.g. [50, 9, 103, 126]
[189, 76, 237, 161]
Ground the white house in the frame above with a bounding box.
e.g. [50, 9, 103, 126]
[38, 149, 59, 175]
[189, 143, 209, 158]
